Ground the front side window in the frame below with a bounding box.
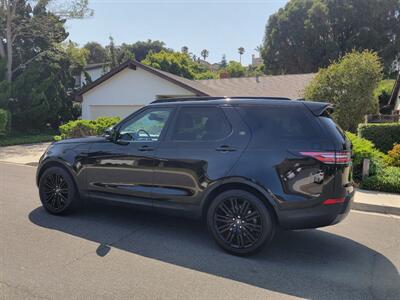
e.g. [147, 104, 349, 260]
[171, 107, 231, 141]
[118, 108, 172, 142]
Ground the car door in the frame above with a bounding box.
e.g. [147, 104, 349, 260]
[152, 105, 251, 213]
[85, 106, 174, 205]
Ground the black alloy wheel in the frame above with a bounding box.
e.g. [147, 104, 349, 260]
[214, 197, 263, 249]
[207, 190, 275, 255]
[43, 173, 69, 210]
[39, 167, 80, 215]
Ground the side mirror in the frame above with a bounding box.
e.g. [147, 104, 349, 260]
[104, 126, 117, 141]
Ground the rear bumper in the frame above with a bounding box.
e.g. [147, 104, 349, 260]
[278, 190, 354, 230]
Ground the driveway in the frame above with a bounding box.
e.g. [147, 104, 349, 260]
[0, 162, 399, 300]
[0, 143, 49, 166]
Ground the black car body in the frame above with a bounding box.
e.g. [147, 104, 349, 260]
[37, 97, 354, 255]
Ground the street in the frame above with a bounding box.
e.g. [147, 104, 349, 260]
[0, 162, 399, 300]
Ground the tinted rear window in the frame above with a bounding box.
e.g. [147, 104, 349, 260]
[237, 105, 324, 144]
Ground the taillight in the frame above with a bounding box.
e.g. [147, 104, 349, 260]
[322, 198, 345, 205]
[299, 151, 351, 164]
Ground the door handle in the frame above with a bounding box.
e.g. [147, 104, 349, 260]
[138, 145, 154, 152]
[215, 145, 237, 152]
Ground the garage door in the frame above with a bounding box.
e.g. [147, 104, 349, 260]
[90, 105, 143, 119]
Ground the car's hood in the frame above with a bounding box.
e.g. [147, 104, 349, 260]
[54, 136, 107, 145]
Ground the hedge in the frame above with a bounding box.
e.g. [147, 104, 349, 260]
[358, 123, 400, 152]
[361, 166, 400, 193]
[55, 117, 121, 140]
[345, 132, 386, 180]
[0, 109, 11, 136]
[346, 132, 400, 193]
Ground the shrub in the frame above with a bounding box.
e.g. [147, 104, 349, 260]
[385, 144, 400, 167]
[361, 167, 400, 193]
[55, 116, 120, 140]
[0, 109, 11, 135]
[304, 51, 383, 132]
[346, 132, 387, 180]
[92, 117, 121, 135]
[358, 123, 400, 152]
[374, 79, 396, 113]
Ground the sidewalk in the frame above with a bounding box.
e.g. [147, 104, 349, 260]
[353, 189, 400, 216]
[0, 142, 399, 215]
[0, 142, 50, 166]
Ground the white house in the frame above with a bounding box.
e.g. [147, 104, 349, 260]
[76, 60, 315, 120]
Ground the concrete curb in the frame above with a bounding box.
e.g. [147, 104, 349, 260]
[352, 202, 400, 216]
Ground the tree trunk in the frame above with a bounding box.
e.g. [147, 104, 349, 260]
[5, 1, 13, 82]
[0, 40, 5, 59]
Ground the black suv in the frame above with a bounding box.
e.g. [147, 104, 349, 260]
[37, 97, 354, 255]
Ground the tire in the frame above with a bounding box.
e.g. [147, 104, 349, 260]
[207, 189, 275, 256]
[38, 166, 81, 215]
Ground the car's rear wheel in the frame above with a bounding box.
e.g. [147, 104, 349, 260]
[207, 189, 275, 256]
[39, 167, 81, 215]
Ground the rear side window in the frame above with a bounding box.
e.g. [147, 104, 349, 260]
[318, 116, 350, 149]
[171, 107, 231, 141]
[237, 105, 324, 144]
[319, 116, 347, 141]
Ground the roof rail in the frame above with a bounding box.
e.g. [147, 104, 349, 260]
[151, 96, 292, 104]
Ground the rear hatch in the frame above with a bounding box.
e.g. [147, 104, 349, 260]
[303, 102, 353, 197]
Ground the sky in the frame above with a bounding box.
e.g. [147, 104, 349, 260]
[66, 0, 288, 66]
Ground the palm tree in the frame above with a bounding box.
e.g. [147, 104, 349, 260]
[238, 47, 245, 64]
[201, 49, 209, 61]
[181, 46, 189, 54]
[255, 45, 263, 55]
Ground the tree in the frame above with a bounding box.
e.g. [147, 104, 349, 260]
[84, 42, 107, 64]
[8, 47, 78, 131]
[262, 0, 400, 74]
[107, 36, 118, 68]
[0, 0, 92, 82]
[142, 50, 217, 80]
[255, 45, 263, 55]
[238, 47, 245, 64]
[304, 51, 383, 132]
[45, 0, 93, 18]
[63, 40, 89, 75]
[200, 49, 209, 61]
[118, 44, 135, 63]
[121, 39, 167, 62]
[0, 1, 91, 131]
[220, 54, 227, 68]
[181, 46, 189, 54]
[225, 61, 246, 78]
[246, 64, 265, 77]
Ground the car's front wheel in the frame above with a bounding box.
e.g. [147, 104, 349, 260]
[207, 190, 275, 256]
[39, 166, 81, 215]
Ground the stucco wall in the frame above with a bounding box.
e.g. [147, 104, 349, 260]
[81, 68, 195, 120]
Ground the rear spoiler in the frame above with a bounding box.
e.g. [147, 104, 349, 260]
[302, 101, 334, 116]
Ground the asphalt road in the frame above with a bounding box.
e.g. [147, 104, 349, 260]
[0, 162, 399, 300]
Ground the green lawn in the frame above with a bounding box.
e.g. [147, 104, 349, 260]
[0, 133, 54, 147]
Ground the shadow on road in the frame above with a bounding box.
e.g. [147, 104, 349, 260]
[29, 204, 399, 299]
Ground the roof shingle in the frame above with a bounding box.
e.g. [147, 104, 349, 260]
[196, 73, 315, 99]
